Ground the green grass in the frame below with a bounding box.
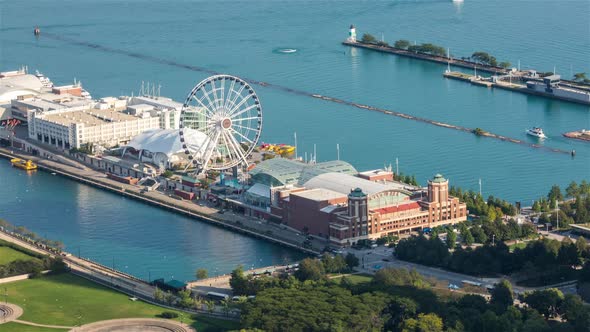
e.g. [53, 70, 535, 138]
[509, 242, 527, 252]
[331, 273, 373, 285]
[4, 273, 239, 331]
[0, 246, 38, 265]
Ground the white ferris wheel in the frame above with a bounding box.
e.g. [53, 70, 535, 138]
[179, 74, 262, 174]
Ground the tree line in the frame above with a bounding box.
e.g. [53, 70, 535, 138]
[395, 234, 589, 278]
[0, 239, 67, 278]
[237, 266, 590, 332]
[532, 182, 590, 226]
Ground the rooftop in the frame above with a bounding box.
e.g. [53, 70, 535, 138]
[303, 172, 410, 197]
[249, 158, 357, 187]
[43, 108, 138, 126]
[430, 174, 447, 183]
[291, 188, 346, 202]
[373, 201, 422, 214]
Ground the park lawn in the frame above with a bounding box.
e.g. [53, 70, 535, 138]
[5, 273, 239, 331]
[509, 242, 527, 252]
[0, 322, 66, 332]
[0, 246, 38, 265]
[331, 273, 373, 285]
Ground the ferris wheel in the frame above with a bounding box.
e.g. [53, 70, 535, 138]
[179, 74, 263, 174]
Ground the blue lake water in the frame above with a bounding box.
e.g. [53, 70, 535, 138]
[1, 0, 589, 278]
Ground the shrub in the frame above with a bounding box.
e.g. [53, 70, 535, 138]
[159, 311, 179, 319]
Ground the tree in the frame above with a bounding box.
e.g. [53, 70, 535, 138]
[394, 39, 411, 49]
[177, 288, 194, 308]
[566, 181, 580, 198]
[229, 265, 248, 295]
[573, 72, 588, 82]
[490, 280, 513, 313]
[499, 61, 511, 69]
[471, 226, 488, 243]
[361, 33, 377, 44]
[294, 258, 325, 281]
[548, 185, 564, 202]
[447, 228, 457, 249]
[522, 288, 564, 318]
[345, 253, 359, 270]
[462, 228, 474, 246]
[154, 287, 165, 302]
[401, 313, 444, 332]
[576, 236, 587, 256]
[195, 268, 208, 280]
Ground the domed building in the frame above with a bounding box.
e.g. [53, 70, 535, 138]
[123, 128, 209, 170]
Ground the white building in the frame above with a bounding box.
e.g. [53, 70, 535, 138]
[28, 101, 161, 149]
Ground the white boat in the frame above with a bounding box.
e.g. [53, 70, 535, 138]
[35, 70, 54, 88]
[526, 127, 547, 139]
[279, 48, 297, 54]
[81, 89, 92, 100]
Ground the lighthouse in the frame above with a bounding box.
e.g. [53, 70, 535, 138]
[348, 24, 357, 42]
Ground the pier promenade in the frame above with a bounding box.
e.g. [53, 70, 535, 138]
[342, 40, 506, 74]
[0, 147, 321, 256]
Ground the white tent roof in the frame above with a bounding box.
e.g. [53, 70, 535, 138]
[303, 172, 408, 197]
[126, 128, 209, 157]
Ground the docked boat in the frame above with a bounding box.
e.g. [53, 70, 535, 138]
[10, 158, 37, 170]
[35, 70, 54, 88]
[526, 127, 547, 139]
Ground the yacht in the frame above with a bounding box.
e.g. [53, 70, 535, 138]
[526, 127, 547, 139]
[35, 70, 54, 88]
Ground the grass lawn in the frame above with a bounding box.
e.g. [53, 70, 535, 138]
[331, 273, 373, 285]
[0, 246, 38, 265]
[509, 242, 527, 252]
[0, 322, 67, 332]
[4, 273, 239, 331]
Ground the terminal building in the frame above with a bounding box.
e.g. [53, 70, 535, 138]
[238, 158, 467, 245]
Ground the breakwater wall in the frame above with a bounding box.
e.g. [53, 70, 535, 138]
[40, 32, 573, 155]
[342, 40, 506, 74]
[0, 149, 319, 256]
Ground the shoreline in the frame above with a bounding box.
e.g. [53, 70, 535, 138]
[0, 148, 319, 257]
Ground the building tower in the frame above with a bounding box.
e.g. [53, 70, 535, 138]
[428, 174, 448, 204]
[348, 188, 368, 236]
[348, 24, 357, 42]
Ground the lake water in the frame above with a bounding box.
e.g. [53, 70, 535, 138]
[0, 0, 589, 278]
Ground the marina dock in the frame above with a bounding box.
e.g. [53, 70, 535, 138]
[444, 71, 590, 106]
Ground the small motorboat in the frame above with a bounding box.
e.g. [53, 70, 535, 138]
[33, 26, 41, 36]
[279, 48, 297, 54]
[526, 127, 547, 139]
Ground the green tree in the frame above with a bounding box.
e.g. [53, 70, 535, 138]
[573, 72, 588, 82]
[447, 228, 457, 249]
[490, 280, 513, 313]
[229, 265, 248, 295]
[522, 288, 564, 318]
[471, 226, 488, 243]
[462, 228, 474, 246]
[345, 253, 359, 270]
[548, 185, 564, 202]
[394, 39, 411, 49]
[402, 313, 444, 332]
[566, 181, 580, 198]
[294, 258, 325, 281]
[195, 268, 208, 280]
[177, 288, 194, 308]
[361, 33, 377, 44]
[499, 61, 511, 69]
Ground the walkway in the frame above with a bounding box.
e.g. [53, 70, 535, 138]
[13, 319, 72, 329]
[70, 318, 195, 332]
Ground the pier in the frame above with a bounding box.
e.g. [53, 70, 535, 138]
[39, 32, 575, 156]
[342, 40, 507, 74]
[444, 71, 590, 106]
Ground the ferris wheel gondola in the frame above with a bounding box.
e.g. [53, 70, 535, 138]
[179, 75, 262, 174]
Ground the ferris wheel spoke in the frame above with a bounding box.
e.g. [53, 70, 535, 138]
[225, 84, 246, 115]
[226, 131, 248, 164]
[209, 79, 222, 111]
[201, 130, 222, 170]
[230, 104, 258, 120]
[221, 131, 238, 164]
[223, 79, 236, 113]
[232, 116, 260, 122]
[200, 85, 219, 116]
[227, 94, 251, 117]
[191, 94, 216, 119]
[230, 128, 254, 144]
[219, 78, 226, 112]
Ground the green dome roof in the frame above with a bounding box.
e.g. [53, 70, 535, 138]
[349, 187, 366, 198]
[431, 174, 447, 183]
